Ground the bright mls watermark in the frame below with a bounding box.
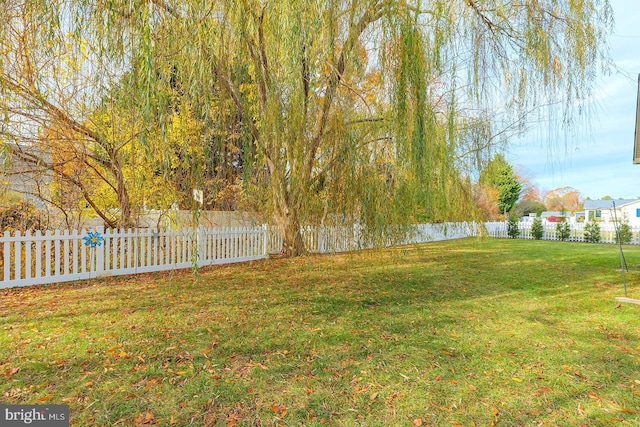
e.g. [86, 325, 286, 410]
[1, 405, 69, 426]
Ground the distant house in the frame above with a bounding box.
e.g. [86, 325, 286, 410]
[583, 199, 640, 225]
[0, 143, 53, 209]
[540, 211, 572, 222]
[522, 211, 574, 223]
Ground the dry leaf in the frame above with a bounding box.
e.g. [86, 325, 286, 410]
[141, 411, 155, 424]
[5, 367, 20, 377]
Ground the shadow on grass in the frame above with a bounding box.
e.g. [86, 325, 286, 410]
[1, 238, 640, 425]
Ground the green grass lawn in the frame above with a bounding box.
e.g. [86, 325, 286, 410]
[2, 238, 640, 426]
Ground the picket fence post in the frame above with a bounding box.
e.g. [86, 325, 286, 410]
[2, 231, 8, 282]
[197, 225, 205, 268]
[95, 226, 105, 276]
[262, 224, 268, 257]
[318, 226, 326, 254]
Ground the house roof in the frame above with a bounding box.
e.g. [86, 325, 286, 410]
[583, 199, 637, 209]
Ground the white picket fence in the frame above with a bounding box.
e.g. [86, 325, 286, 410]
[1, 226, 268, 288]
[1, 222, 477, 288]
[485, 221, 640, 244]
[296, 222, 478, 253]
[7, 220, 637, 289]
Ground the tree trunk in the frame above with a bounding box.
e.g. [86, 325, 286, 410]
[278, 210, 306, 257]
[109, 152, 134, 228]
[272, 184, 306, 257]
[115, 176, 132, 228]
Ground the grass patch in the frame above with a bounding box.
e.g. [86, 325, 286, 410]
[2, 238, 640, 426]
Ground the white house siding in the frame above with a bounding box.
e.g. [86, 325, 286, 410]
[619, 200, 640, 226]
[583, 199, 640, 226]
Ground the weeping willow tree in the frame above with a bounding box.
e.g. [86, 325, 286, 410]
[0, 0, 612, 256]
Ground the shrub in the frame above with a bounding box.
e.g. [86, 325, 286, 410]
[556, 221, 571, 241]
[616, 222, 633, 245]
[583, 221, 601, 243]
[614, 213, 632, 245]
[531, 217, 544, 240]
[507, 215, 520, 239]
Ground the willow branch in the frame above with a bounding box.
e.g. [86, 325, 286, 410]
[307, 2, 385, 177]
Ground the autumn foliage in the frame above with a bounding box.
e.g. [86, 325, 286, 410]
[0, 201, 45, 233]
[544, 187, 583, 212]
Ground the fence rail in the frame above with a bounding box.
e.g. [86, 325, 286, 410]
[1, 222, 476, 288]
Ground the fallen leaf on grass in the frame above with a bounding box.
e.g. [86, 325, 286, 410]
[413, 418, 422, 426]
[249, 361, 268, 370]
[5, 367, 20, 377]
[134, 411, 156, 425]
[490, 407, 500, 427]
[270, 404, 287, 418]
[429, 400, 452, 412]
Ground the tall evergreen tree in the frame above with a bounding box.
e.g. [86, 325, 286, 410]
[479, 154, 523, 215]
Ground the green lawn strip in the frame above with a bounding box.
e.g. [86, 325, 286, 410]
[1, 238, 639, 426]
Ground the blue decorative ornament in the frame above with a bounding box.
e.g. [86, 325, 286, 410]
[83, 231, 104, 248]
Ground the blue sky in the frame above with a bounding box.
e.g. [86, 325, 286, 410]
[507, 0, 640, 200]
